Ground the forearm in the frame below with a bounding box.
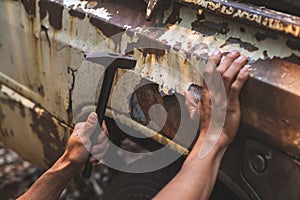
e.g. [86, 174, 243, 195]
[17, 154, 77, 200]
[154, 136, 227, 200]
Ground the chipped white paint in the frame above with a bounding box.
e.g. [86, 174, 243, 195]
[63, 0, 112, 20]
[1, 0, 300, 167]
[180, 0, 300, 37]
[0, 85, 35, 109]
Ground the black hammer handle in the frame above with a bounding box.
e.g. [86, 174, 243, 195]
[82, 69, 116, 178]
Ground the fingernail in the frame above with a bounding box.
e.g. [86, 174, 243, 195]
[230, 50, 239, 56]
[237, 55, 246, 61]
[88, 112, 98, 122]
[213, 51, 221, 56]
[241, 66, 249, 74]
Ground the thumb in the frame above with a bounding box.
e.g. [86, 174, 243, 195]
[80, 112, 98, 146]
[185, 91, 199, 120]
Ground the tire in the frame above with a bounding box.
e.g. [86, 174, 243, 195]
[103, 155, 240, 200]
[103, 156, 185, 200]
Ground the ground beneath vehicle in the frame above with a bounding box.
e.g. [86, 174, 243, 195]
[0, 0, 299, 199]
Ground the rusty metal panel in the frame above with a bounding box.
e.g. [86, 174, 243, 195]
[0, 84, 72, 168]
[0, 2, 299, 198]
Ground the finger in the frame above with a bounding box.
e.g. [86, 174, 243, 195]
[229, 66, 249, 103]
[222, 55, 248, 91]
[101, 121, 109, 137]
[93, 136, 108, 151]
[204, 51, 222, 85]
[89, 156, 98, 164]
[92, 144, 109, 161]
[216, 50, 240, 74]
[185, 91, 199, 119]
[96, 131, 108, 143]
[73, 122, 85, 134]
[79, 112, 98, 145]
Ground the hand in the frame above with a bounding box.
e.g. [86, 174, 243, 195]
[62, 112, 109, 172]
[201, 50, 248, 147]
[185, 50, 248, 151]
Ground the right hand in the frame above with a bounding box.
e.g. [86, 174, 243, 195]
[185, 50, 248, 153]
[62, 112, 109, 172]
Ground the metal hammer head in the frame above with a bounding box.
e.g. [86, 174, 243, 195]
[85, 52, 136, 70]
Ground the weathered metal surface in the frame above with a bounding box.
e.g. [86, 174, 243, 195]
[220, 122, 300, 199]
[0, 0, 299, 198]
[237, 0, 300, 17]
[0, 84, 72, 168]
[175, 0, 300, 38]
[243, 139, 300, 199]
[241, 58, 300, 158]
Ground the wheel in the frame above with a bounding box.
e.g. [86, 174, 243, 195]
[103, 155, 240, 200]
[103, 156, 184, 200]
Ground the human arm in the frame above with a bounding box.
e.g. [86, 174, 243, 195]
[17, 112, 109, 200]
[154, 50, 249, 200]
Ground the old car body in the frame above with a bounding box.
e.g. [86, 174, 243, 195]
[0, 0, 299, 199]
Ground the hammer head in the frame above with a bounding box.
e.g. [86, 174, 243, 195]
[85, 52, 136, 70]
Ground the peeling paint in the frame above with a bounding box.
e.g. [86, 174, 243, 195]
[63, 0, 112, 20]
[178, 0, 300, 37]
[1, 0, 300, 168]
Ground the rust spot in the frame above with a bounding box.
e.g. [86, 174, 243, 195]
[10, 130, 14, 136]
[30, 107, 65, 167]
[254, 31, 278, 41]
[173, 42, 182, 51]
[0, 98, 16, 111]
[286, 39, 300, 51]
[192, 21, 229, 36]
[184, 43, 208, 60]
[221, 37, 259, 52]
[69, 9, 86, 19]
[0, 105, 5, 122]
[0, 105, 8, 138]
[21, 0, 36, 17]
[263, 50, 268, 58]
[164, 3, 182, 25]
[18, 102, 26, 118]
[41, 25, 51, 47]
[283, 54, 300, 65]
[188, 0, 300, 37]
[146, 0, 170, 20]
[39, 1, 64, 30]
[124, 31, 169, 57]
[140, 48, 166, 57]
[89, 17, 123, 41]
[66, 67, 76, 123]
[130, 83, 197, 147]
[37, 84, 45, 97]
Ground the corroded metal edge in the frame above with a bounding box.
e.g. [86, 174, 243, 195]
[176, 0, 300, 38]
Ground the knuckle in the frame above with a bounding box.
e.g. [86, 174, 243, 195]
[222, 74, 231, 81]
[237, 73, 246, 81]
[208, 55, 220, 63]
[203, 69, 213, 77]
[231, 83, 239, 92]
[216, 68, 225, 74]
[74, 122, 84, 130]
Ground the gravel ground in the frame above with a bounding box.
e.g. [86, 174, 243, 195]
[0, 142, 43, 199]
[0, 142, 112, 200]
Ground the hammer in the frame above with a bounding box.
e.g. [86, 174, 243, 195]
[82, 52, 137, 178]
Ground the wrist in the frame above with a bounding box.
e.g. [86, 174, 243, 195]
[50, 154, 81, 178]
[184, 135, 228, 167]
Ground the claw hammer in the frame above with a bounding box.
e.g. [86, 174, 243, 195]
[82, 52, 137, 178]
